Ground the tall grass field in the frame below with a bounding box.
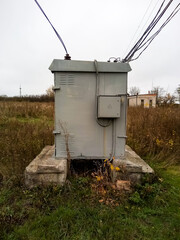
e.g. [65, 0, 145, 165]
[127, 106, 180, 165]
[0, 101, 179, 240]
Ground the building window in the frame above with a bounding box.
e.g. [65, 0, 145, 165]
[149, 99, 152, 107]
[141, 99, 144, 107]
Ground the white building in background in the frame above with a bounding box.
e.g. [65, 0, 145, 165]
[128, 93, 156, 108]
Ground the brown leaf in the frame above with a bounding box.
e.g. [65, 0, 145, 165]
[116, 180, 131, 191]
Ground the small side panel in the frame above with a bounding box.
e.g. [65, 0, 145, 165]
[98, 96, 121, 118]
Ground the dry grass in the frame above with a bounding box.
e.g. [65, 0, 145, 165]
[127, 106, 180, 165]
[0, 101, 54, 119]
[0, 101, 179, 179]
[0, 101, 54, 178]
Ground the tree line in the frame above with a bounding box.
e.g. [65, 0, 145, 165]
[0, 86, 54, 102]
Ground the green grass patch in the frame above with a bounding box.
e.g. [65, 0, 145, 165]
[0, 166, 180, 240]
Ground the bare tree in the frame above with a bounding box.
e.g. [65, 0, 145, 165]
[151, 86, 165, 105]
[175, 85, 180, 105]
[46, 85, 54, 98]
[129, 86, 140, 95]
[151, 86, 176, 106]
[161, 93, 176, 105]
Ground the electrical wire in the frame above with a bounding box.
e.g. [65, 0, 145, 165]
[110, 119, 116, 162]
[122, 0, 179, 63]
[123, 0, 156, 57]
[123, 0, 167, 62]
[94, 60, 116, 160]
[135, 4, 180, 50]
[123, 0, 177, 62]
[127, 0, 167, 58]
[94, 60, 112, 127]
[33, 0, 69, 55]
[127, 0, 162, 56]
[130, 3, 180, 61]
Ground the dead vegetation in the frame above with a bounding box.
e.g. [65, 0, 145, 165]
[127, 106, 180, 165]
[0, 101, 54, 179]
[0, 101, 179, 180]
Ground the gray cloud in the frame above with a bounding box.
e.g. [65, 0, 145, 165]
[0, 0, 179, 96]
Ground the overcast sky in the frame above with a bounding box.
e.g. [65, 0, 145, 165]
[0, 0, 179, 97]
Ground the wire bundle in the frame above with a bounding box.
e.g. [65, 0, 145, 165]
[122, 0, 180, 63]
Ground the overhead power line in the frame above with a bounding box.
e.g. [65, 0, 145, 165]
[123, 0, 158, 57]
[33, 0, 70, 59]
[122, 0, 180, 63]
[132, 3, 180, 61]
[126, 0, 162, 56]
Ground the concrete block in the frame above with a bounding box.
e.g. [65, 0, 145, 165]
[112, 145, 154, 184]
[25, 145, 154, 187]
[125, 145, 154, 174]
[25, 146, 67, 188]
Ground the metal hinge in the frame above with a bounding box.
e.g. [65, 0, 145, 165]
[52, 86, 61, 91]
[117, 135, 127, 138]
[53, 130, 61, 135]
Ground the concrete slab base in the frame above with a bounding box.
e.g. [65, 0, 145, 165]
[113, 145, 154, 184]
[25, 145, 154, 187]
[25, 146, 67, 188]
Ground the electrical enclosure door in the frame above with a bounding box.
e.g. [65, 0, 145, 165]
[98, 96, 121, 118]
[49, 60, 131, 159]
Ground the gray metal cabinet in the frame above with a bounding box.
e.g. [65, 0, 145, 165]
[49, 59, 131, 160]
